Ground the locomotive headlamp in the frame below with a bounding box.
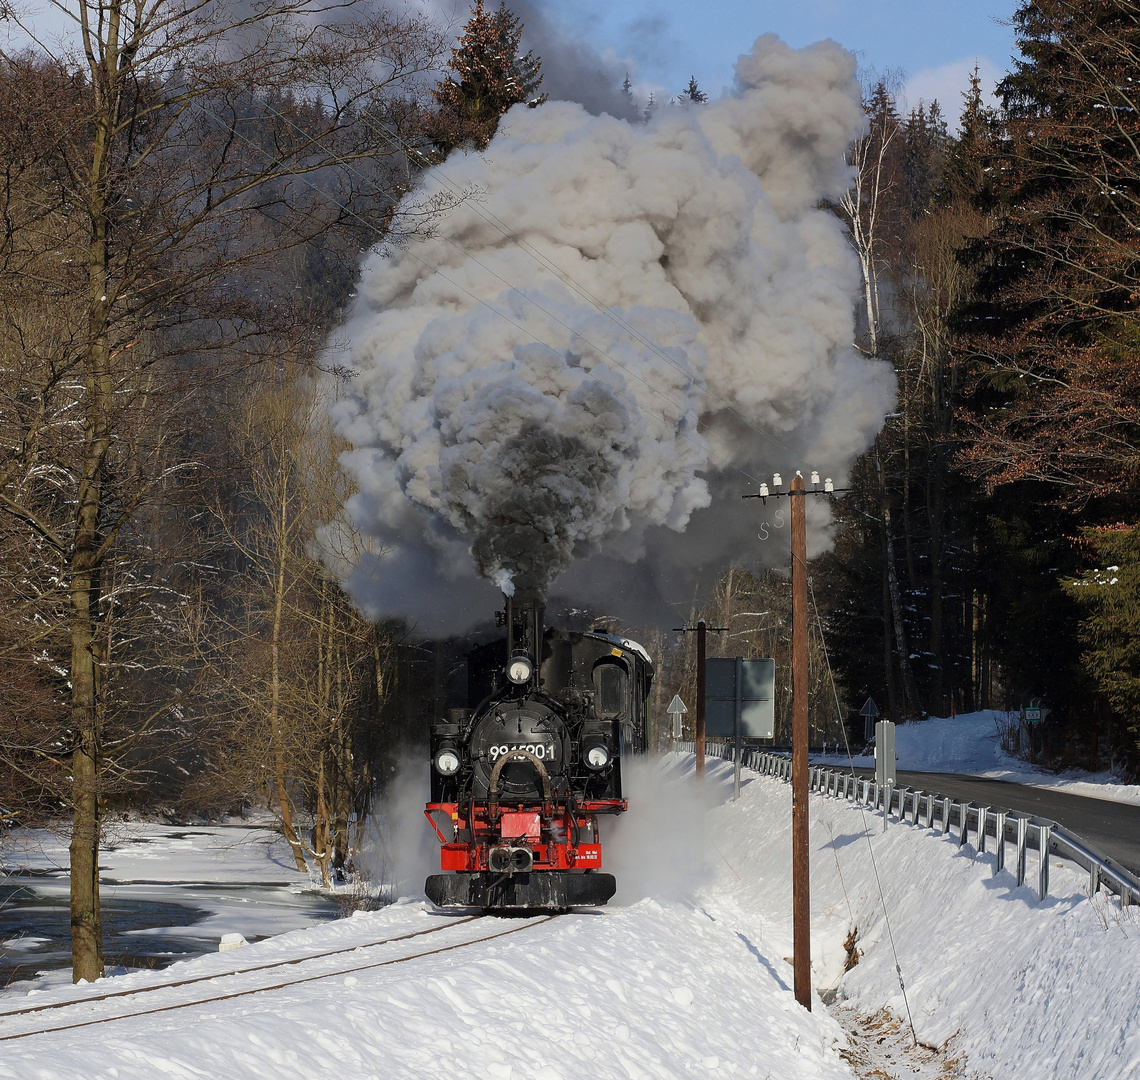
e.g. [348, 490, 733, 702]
[506, 655, 534, 684]
[585, 744, 610, 770]
[434, 748, 461, 776]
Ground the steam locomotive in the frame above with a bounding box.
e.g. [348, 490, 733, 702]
[424, 595, 651, 909]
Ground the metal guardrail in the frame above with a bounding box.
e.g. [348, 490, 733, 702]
[675, 741, 1139, 906]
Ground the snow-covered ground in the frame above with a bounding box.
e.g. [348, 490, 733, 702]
[816, 709, 1140, 806]
[2, 755, 1138, 1079]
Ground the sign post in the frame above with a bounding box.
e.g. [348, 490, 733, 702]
[874, 719, 896, 830]
[734, 657, 743, 800]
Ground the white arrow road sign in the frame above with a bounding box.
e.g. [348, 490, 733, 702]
[667, 695, 687, 739]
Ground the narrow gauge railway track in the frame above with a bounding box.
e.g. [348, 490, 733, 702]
[0, 914, 558, 1043]
[0, 914, 482, 1021]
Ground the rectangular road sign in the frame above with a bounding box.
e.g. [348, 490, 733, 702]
[705, 657, 775, 739]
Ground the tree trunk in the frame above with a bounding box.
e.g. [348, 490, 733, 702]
[69, 81, 115, 980]
[927, 463, 945, 714]
[882, 534, 899, 721]
[884, 504, 921, 717]
[271, 476, 307, 873]
[315, 752, 331, 889]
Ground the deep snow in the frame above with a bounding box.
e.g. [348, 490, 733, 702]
[2, 755, 1138, 1079]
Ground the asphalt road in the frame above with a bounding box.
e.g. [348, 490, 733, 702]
[847, 769, 1140, 876]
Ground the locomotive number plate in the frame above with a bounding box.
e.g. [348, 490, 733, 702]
[488, 743, 557, 762]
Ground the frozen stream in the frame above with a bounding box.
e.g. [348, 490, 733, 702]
[1, 824, 340, 986]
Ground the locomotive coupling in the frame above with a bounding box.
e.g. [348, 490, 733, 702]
[488, 845, 534, 874]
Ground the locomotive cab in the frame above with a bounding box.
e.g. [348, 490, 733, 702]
[424, 599, 651, 910]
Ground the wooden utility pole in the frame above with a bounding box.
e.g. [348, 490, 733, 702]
[674, 619, 726, 778]
[790, 472, 811, 1010]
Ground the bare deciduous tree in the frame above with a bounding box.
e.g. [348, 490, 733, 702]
[0, 0, 448, 981]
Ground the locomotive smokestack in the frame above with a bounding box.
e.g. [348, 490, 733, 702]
[504, 590, 545, 686]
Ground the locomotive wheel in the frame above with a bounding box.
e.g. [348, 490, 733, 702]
[426, 871, 616, 910]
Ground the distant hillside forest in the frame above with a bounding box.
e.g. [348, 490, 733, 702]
[2, 0, 1140, 880]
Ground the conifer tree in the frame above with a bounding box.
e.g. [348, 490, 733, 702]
[681, 76, 707, 103]
[430, 0, 547, 156]
[1063, 526, 1140, 762]
[954, 1, 1140, 766]
[958, 0, 1140, 496]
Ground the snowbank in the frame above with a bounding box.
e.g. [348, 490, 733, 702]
[817, 710, 1140, 806]
[3, 758, 1138, 1079]
[707, 756, 1140, 1079]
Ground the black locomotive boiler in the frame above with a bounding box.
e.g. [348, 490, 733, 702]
[424, 595, 651, 910]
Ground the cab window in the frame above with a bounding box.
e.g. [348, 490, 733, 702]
[593, 661, 628, 717]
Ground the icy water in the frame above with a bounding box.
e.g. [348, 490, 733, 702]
[0, 826, 343, 984]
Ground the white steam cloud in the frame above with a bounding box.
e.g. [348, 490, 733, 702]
[330, 34, 895, 633]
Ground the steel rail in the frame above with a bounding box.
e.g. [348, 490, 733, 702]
[0, 915, 483, 1021]
[0, 915, 558, 1043]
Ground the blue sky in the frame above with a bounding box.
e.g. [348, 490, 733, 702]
[561, 0, 1020, 120]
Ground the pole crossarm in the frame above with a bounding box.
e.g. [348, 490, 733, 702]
[741, 488, 850, 500]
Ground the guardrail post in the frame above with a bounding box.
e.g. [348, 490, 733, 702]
[958, 803, 970, 847]
[941, 796, 951, 836]
[883, 782, 892, 831]
[977, 806, 989, 854]
[994, 811, 1007, 873]
[1089, 863, 1099, 897]
[1016, 816, 1027, 887]
[1038, 825, 1051, 901]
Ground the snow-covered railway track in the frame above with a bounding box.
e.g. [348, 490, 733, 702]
[0, 914, 557, 1042]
